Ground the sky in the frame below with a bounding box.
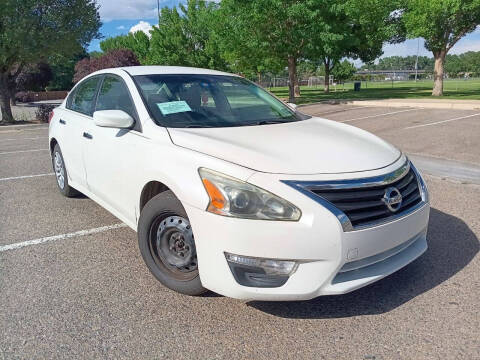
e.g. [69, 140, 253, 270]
[90, 0, 480, 61]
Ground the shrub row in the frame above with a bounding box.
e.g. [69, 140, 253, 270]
[35, 104, 55, 123]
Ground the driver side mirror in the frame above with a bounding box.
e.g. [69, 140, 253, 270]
[93, 110, 134, 129]
[287, 103, 298, 111]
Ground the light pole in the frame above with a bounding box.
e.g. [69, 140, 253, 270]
[414, 38, 420, 82]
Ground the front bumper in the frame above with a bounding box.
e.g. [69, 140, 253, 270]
[184, 156, 430, 301]
[184, 198, 430, 301]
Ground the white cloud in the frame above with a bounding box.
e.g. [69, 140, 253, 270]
[130, 21, 154, 37]
[116, 25, 126, 30]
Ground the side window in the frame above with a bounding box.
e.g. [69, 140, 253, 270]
[70, 77, 100, 116]
[65, 89, 76, 110]
[95, 75, 136, 118]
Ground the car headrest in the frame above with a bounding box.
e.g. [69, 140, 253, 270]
[179, 84, 201, 109]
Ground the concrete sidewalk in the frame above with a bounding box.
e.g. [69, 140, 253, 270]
[298, 98, 480, 110]
[348, 98, 480, 110]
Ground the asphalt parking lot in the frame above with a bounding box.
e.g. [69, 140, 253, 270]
[1, 106, 479, 359]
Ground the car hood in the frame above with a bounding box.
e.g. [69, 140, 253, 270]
[168, 117, 401, 175]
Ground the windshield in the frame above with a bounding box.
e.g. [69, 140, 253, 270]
[133, 74, 307, 128]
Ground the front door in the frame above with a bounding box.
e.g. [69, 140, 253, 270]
[83, 74, 142, 222]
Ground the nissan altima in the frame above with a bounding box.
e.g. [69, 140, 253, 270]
[48, 66, 429, 300]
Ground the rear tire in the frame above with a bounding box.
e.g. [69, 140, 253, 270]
[138, 190, 206, 296]
[52, 144, 78, 197]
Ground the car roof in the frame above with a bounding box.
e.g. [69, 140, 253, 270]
[92, 65, 238, 77]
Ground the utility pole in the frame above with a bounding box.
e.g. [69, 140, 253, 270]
[414, 38, 420, 82]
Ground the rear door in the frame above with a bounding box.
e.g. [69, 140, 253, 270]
[59, 76, 101, 188]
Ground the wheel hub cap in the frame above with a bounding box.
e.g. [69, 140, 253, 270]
[54, 152, 65, 189]
[156, 216, 197, 271]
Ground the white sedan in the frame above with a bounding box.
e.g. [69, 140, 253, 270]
[48, 66, 429, 301]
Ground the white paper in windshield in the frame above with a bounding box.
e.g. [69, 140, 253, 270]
[156, 101, 192, 115]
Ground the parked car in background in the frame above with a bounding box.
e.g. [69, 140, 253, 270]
[48, 66, 429, 300]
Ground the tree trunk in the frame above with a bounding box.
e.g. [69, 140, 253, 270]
[432, 51, 446, 96]
[0, 73, 15, 123]
[324, 67, 330, 93]
[294, 83, 300, 98]
[287, 56, 300, 103]
[10, 93, 16, 106]
[324, 58, 330, 93]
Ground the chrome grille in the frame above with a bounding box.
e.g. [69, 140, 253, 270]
[310, 168, 421, 228]
[282, 161, 428, 231]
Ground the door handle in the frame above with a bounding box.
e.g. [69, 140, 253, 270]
[83, 132, 93, 139]
[59, 119, 66, 125]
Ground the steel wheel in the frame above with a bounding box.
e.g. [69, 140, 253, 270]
[54, 151, 65, 189]
[149, 215, 198, 281]
[138, 190, 206, 295]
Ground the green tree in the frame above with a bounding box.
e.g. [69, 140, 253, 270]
[0, 0, 100, 123]
[100, 31, 150, 64]
[297, 60, 321, 79]
[462, 51, 480, 75]
[361, 55, 434, 71]
[404, 0, 480, 96]
[48, 50, 89, 90]
[332, 60, 356, 82]
[220, 0, 322, 103]
[310, 0, 404, 92]
[88, 51, 103, 58]
[16, 63, 53, 93]
[147, 0, 227, 70]
[445, 54, 463, 77]
[216, 4, 284, 80]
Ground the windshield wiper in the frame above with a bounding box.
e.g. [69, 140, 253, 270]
[256, 120, 290, 125]
[184, 124, 216, 128]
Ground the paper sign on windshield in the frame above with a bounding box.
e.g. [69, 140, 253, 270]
[157, 101, 192, 115]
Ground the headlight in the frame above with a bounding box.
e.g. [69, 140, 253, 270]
[199, 168, 301, 221]
[410, 161, 429, 203]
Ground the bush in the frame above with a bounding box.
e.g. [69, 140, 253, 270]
[15, 91, 34, 103]
[35, 104, 55, 123]
[73, 49, 140, 83]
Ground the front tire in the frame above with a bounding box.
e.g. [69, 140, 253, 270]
[52, 144, 78, 197]
[138, 191, 206, 296]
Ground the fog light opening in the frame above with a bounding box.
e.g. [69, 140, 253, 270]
[225, 253, 298, 275]
[225, 253, 298, 288]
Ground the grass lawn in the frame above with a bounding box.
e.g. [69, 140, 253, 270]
[269, 79, 480, 104]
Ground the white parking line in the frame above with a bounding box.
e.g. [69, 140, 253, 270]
[22, 128, 49, 132]
[0, 128, 48, 134]
[0, 123, 46, 128]
[0, 136, 44, 142]
[0, 173, 54, 182]
[404, 113, 480, 130]
[340, 108, 420, 123]
[0, 149, 48, 155]
[0, 223, 128, 252]
[308, 106, 366, 116]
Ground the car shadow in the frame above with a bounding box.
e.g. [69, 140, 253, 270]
[247, 208, 479, 318]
